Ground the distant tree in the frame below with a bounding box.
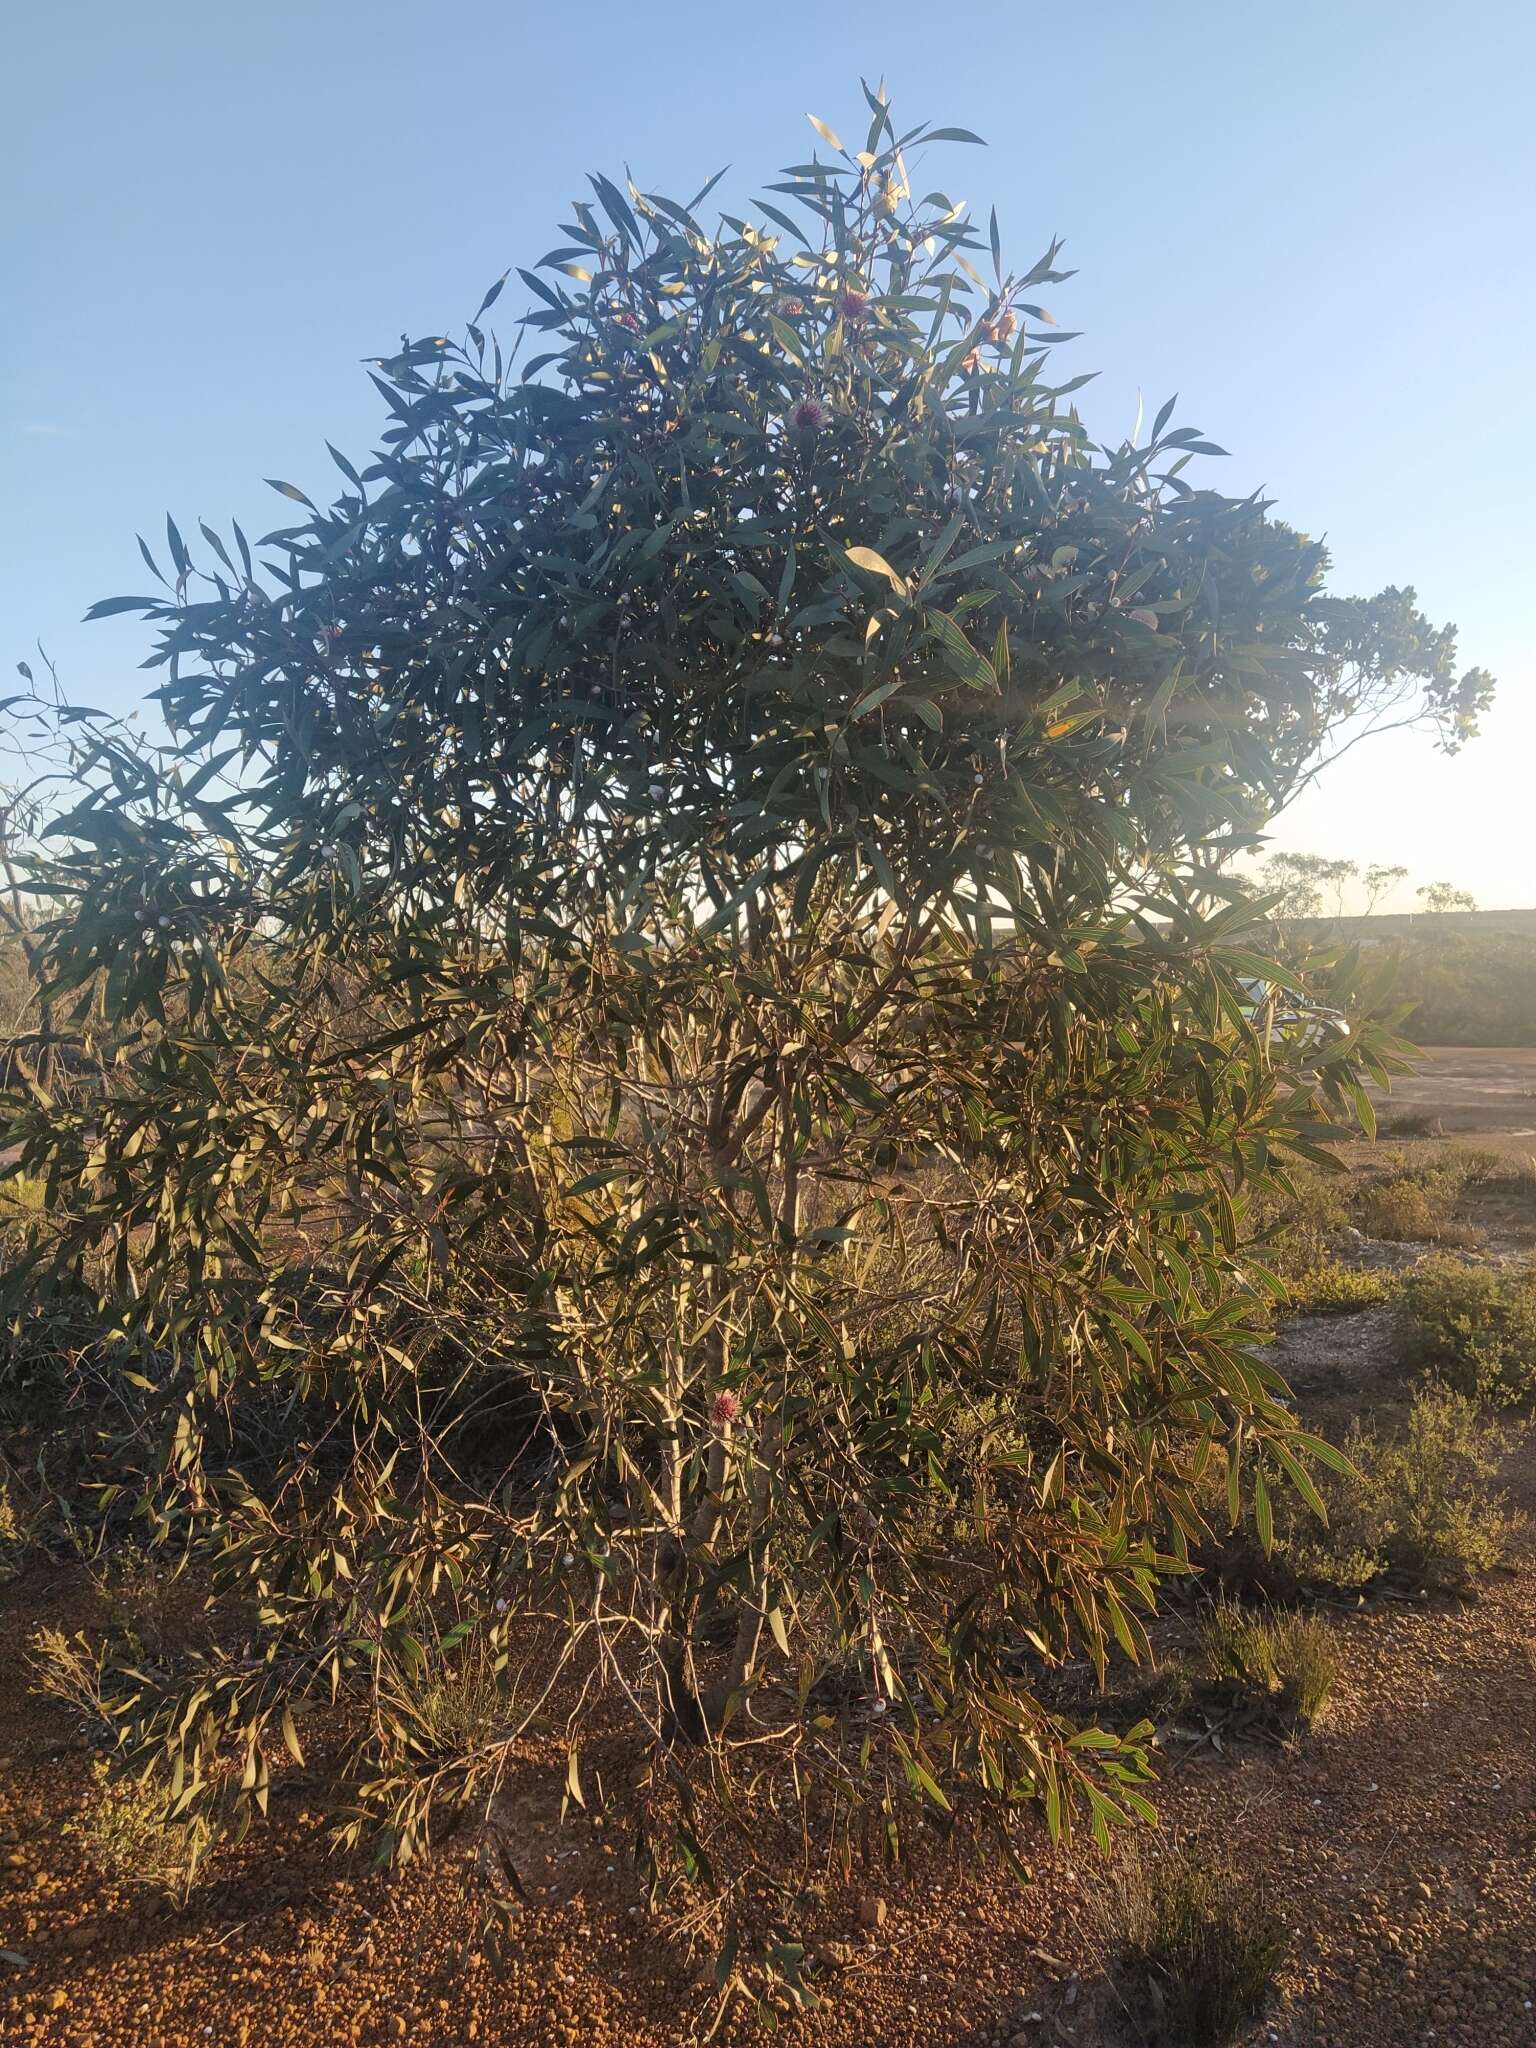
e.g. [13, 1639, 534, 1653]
[1261, 852, 1357, 920]
[1260, 853, 1416, 922]
[1362, 862, 1409, 916]
[1418, 881, 1478, 914]
[3, 94, 1476, 1991]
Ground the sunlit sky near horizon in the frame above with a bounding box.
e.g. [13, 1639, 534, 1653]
[5, 0, 1532, 911]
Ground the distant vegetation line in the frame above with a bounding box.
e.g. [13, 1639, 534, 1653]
[1286, 907, 1536, 940]
[1299, 926, 1536, 1047]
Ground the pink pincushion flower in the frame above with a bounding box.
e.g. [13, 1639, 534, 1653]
[710, 1390, 741, 1428]
[790, 398, 830, 433]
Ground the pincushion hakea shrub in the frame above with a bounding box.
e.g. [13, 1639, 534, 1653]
[2, 88, 1489, 1989]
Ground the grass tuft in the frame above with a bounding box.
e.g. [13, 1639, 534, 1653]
[1112, 1846, 1288, 2046]
[1198, 1598, 1339, 1727]
[398, 1640, 510, 1761]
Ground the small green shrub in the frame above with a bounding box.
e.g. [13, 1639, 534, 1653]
[65, 1757, 203, 1896]
[1286, 1259, 1392, 1315]
[1380, 1112, 1439, 1139]
[1402, 1255, 1536, 1407]
[30, 1624, 113, 1733]
[1246, 1167, 1349, 1279]
[1281, 1389, 1519, 1590]
[1198, 1599, 1338, 1727]
[1124, 1659, 1195, 1729]
[88, 1548, 176, 1658]
[1245, 1151, 1493, 1308]
[1356, 1177, 1442, 1242]
[0, 1476, 28, 1582]
[1426, 1145, 1500, 1182]
[1355, 1146, 1497, 1245]
[1366, 1392, 1521, 1580]
[0, 1171, 49, 1233]
[1112, 1847, 1288, 2046]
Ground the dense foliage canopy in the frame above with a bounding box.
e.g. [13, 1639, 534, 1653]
[2, 91, 1491, 1994]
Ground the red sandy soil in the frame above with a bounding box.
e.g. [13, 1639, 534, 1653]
[4, 1438, 1534, 2047]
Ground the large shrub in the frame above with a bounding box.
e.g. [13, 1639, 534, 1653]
[1278, 1387, 1519, 1590]
[2, 95, 1489, 1972]
[1403, 1254, 1536, 1406]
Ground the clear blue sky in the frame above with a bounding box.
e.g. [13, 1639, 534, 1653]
[5, 0, 1532, 908]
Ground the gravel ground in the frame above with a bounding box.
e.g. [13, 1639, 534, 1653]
[4, 1444, 1533, 2048]
[3, 1524, 1534, 2048]
[1366, 1044, 1536, 1162]
[4, 1191, 1536, 2046]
